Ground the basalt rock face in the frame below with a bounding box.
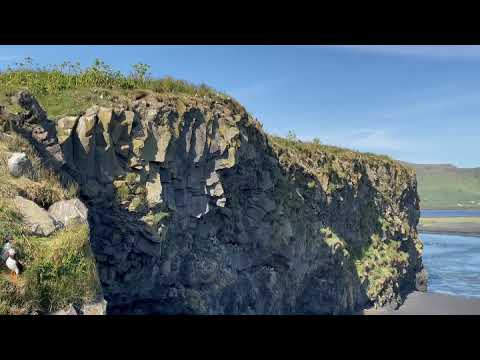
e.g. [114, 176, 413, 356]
[9, 91, 426, 314]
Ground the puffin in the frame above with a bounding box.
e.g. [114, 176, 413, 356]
[2, 237, 13, 262]
[5, 248, 23, 281]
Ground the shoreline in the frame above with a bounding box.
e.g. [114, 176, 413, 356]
[418, 217, 480, 237]
[419, 230, 480, 237]
[362, 291, 480, 315]
[422, 208, 480, 211]
[365, 211, 480, 315]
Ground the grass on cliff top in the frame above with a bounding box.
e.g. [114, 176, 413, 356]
[1, 58, 400, 168]
[0, 223, 101, 314]
[268, 133, 396, 164]
[0, 58, 230, 118]
[268, 133, 415, 197]
[267, 133, 409, 189]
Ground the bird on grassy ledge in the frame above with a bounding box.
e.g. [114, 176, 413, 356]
[2, 236, 13, 262]
[6, 248, 23, 281]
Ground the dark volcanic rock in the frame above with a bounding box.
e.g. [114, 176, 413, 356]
[9, 91, 426, 314]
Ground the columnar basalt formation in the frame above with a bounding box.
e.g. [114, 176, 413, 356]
[7, 91, 427, 314]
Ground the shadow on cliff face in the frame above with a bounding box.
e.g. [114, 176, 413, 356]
[209, 123, 376, 314]
[7, 92, 423, 314]
[90, 108, 375, 315]
[253, 142, 373, 314]
[255, 137, 424, 313]
[315, 162, 422, 310]
[80, 107, 247, 314]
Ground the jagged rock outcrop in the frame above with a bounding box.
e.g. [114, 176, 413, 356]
[48, 198, 88, 228]
[8, 152, 33, 178]
[13, 195, 58, 236]
[7, 91, 427, 314]
[50, 304, 79, 315]
[80, 299, 108, 315]
[415, 268, 428, 292]
[49, 299, 107, 315]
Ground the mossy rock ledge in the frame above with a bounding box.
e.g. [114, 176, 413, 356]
[5, 90, 427, 314]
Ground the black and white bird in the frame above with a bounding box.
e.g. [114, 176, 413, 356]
[2, 240, 12, 262]
[5, 248, 23, 281]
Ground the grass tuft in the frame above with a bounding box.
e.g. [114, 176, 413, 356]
[0, 132, 95, 315]
[0, 58, 229, 118]
[353, 234, 409, 306]
[0, 133, 78, 207]
[0, 224, 101, 314]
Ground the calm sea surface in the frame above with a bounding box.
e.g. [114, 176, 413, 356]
[421, 210, 480, 218]
[421, 231, 480, 298]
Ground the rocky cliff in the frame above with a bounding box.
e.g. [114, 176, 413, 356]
[6, 90, 427, 314]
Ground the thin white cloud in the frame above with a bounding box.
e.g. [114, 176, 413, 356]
[0, 55, 18, 62]
[230, 83, 273, 100]
[302, 128, 407, 152]
[326, 45, 480, 60]
[349, 129, 405, 151]
[372, 90, 480, 120]
[229, 78, 290, 102]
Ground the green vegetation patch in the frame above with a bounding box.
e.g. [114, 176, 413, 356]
[268, 134, 412, 197]
[143, 211, 170, 228]
[0, 133, 97, 315]
[0, 200, 25, 240]
[0, 224, 102, 314]
[0, 133, 78, 207]
[0, 58, 229, 118]
[411, 164, 480, 210]
[319, 226, 411, 307]
[353, 234, 409, 306]
[269, 134, 395, 164]
[320, 227, 350, 258]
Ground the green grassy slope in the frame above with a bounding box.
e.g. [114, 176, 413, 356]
[0, 134, 101, 314]
[4, 58, 477, 213]
[0, 58, 229, 120]
[408, 163, 480, 210]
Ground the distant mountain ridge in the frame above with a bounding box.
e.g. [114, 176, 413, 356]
[404, 162, 480, 210]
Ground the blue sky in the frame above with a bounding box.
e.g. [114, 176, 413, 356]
[0, 45, 479, 167]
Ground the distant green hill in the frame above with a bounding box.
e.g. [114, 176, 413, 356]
[406, 163, 480, 210]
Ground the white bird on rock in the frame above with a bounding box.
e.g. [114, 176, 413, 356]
[6, 248, 23, 281]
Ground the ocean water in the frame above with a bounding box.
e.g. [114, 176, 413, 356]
[421, 210, 480, 218]
[421, 233, 480, 298]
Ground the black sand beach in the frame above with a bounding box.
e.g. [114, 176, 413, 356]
[362, 291, 480, 315]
